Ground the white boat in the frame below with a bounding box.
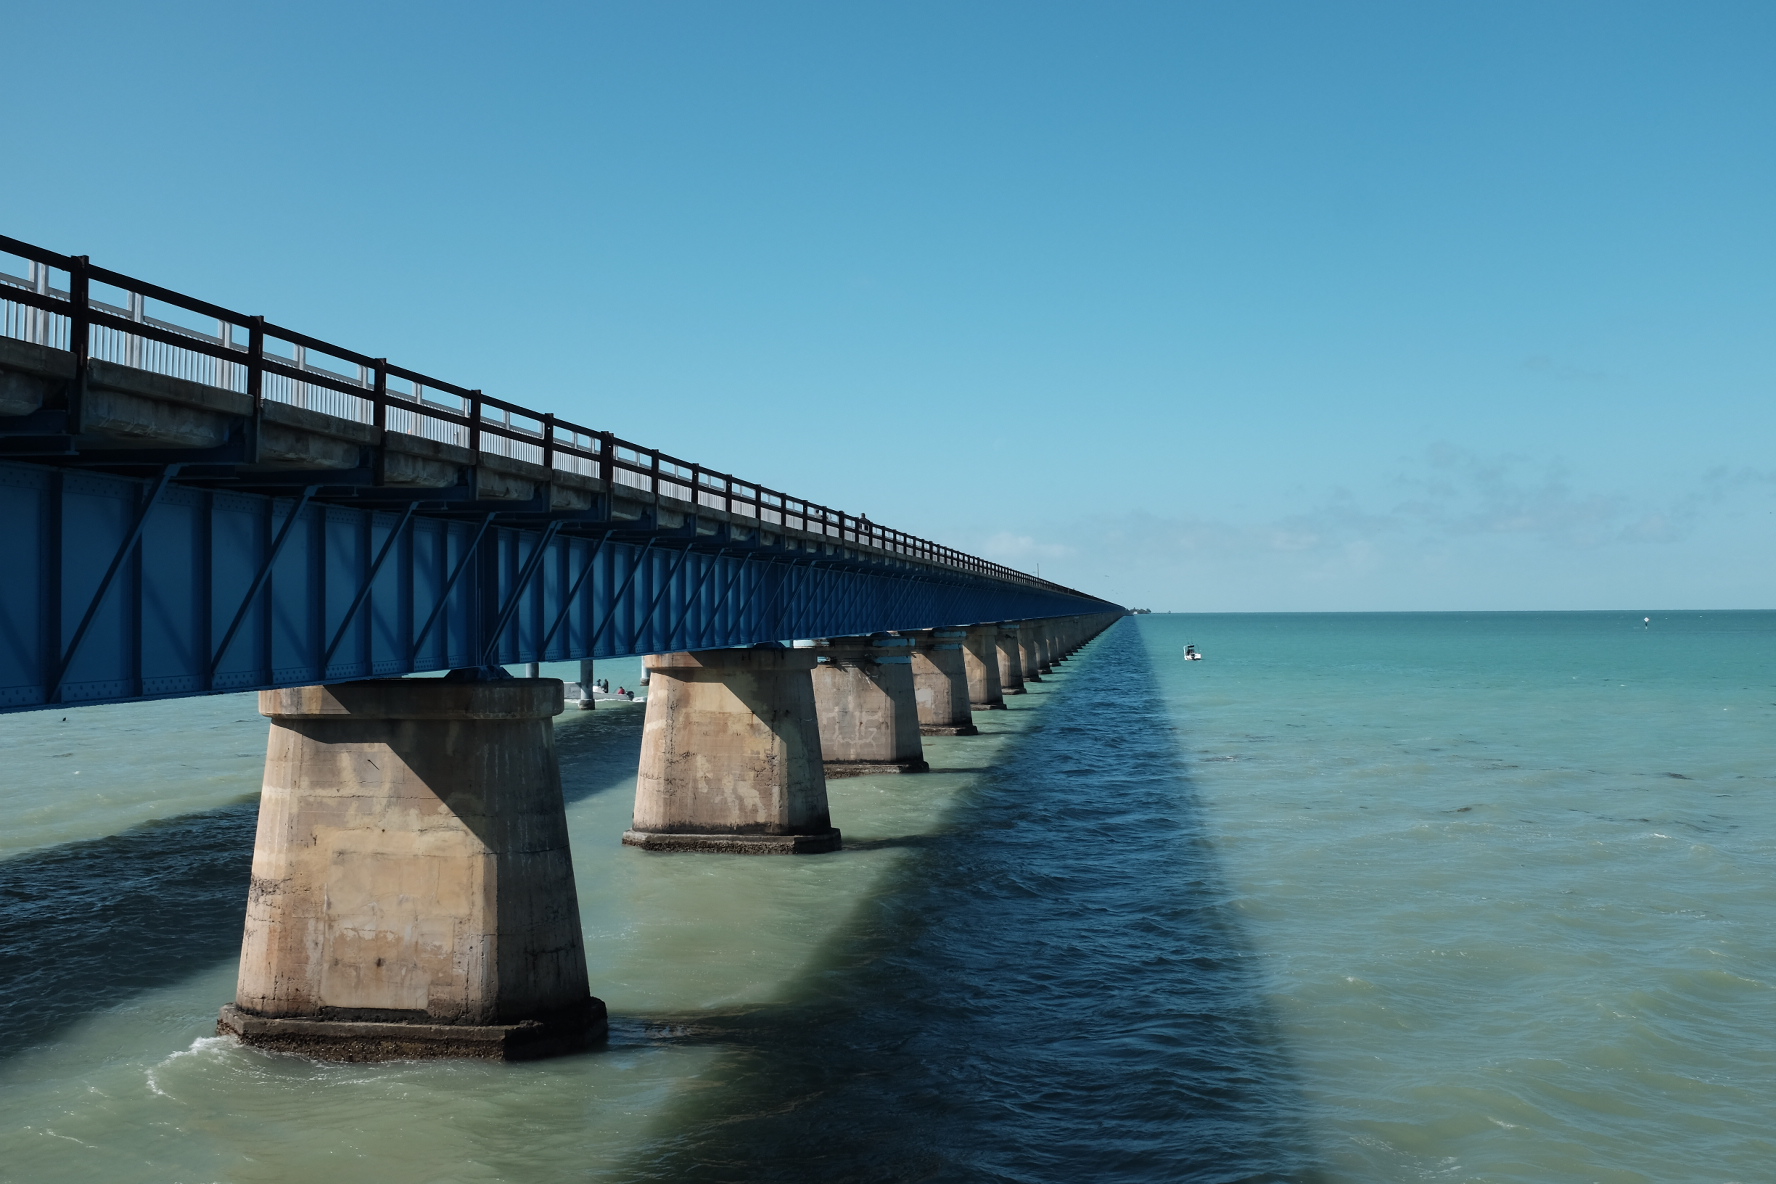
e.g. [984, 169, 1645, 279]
[1183, 646, 1203, 661]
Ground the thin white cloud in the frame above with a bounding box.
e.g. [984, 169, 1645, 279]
[978, 531, 1075, 565]
[971, 447, 1776, 610]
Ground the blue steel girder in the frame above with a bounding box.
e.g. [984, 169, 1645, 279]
[0, 459, 1116, 713]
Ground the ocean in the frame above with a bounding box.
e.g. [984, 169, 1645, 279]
[0, 612, 1770, 1182]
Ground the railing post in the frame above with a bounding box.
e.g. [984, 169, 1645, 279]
[246, 316, 264, 407]
[244, 315, 265, 462]
[541, 412, 555, 472]
[372, 359, 388, 430]
[469, 389, 483, 455]
[127, 289, 145, 369]
[30, 260, 48, 346]
[66, 255, 89, 434]
[218, 321, 234, 391]
[292, 344, 309, 410]
[598, 430, 615, 486]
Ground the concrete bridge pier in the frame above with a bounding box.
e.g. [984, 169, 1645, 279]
[995, 624, 1027, 695]
[809, 635, 929, 775]
[575, 659, 596, 709]
[1030, 621, 1051, 674]
[1043, 619, 1067, 667]
[1018, 622, 1046, 684]
[962, 624, 1007, 711]
[623, 647, 840, 853]
[1046, 618, 1073, 667]
[218, 678, 604, 1062]
[909, 629, 977, 735]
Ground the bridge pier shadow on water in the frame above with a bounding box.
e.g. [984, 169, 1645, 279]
[0, 702, 647, 1060]
[613, 625, 1324, 1184]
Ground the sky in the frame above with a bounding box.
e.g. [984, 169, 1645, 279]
[3, 1, 1772, 611]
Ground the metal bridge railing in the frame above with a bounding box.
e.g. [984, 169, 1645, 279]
[0, 234, 1080, 594]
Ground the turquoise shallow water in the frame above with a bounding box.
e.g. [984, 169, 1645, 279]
[1145, 611, 1776, 1182]
[0, 614, 1771, 1182]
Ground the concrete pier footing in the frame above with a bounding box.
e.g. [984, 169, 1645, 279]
[219, 678, 604, 1062]
[909, 629, 978, 735]
[809, 635, 929, 775]
[623, 647, 840, 853]
[962, 625, 1006, 710]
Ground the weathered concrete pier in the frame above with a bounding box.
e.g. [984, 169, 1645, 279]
[1019, 623, 1046, 684]
[996, 624, 1027, 696]
[808, 635, 928, 775]
[962, 624, 1007, 712]
[909, 629, 977, 736]
[218, 677, 604, 1061]
[622, 647, 840, 854]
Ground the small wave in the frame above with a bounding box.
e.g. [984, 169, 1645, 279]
[159, 1034, 236, 1066]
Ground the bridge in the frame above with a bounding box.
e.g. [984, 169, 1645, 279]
[0, 234, 1123, 1063]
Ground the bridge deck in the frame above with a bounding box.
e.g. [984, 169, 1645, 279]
[0, 236, 1116, 712]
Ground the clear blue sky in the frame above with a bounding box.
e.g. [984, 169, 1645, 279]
[5, 2, 1771, 610]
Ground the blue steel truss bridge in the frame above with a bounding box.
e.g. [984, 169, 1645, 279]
[0, 235, 1119, 713]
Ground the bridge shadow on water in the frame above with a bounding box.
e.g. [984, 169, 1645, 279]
[0, 701, 646, 1059]
[613, 626, 1323, 1184]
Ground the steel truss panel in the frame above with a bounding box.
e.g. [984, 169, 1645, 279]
[0, 461, 1113, 713]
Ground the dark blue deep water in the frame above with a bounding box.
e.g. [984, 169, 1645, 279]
[616, 624, 1316, 1182]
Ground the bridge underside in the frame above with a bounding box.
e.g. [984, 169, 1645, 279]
[0, 336, 1112, 712]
